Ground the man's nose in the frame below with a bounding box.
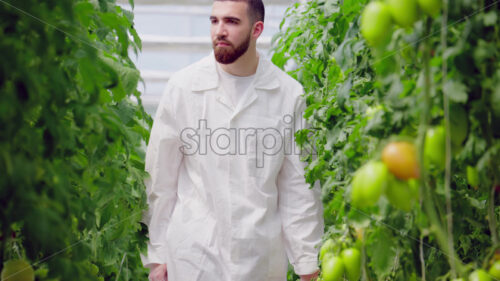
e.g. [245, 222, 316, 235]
[215, 22, 228, 37]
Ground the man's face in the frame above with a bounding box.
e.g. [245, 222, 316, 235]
[210, 1, 254, 64]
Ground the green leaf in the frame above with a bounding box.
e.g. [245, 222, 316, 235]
[74, 2, 95, 27]
[443, 80, 468, 103]
[366, 228, 398, 279]
[337, 77, 352, 108]
[483, 11, 497, 26]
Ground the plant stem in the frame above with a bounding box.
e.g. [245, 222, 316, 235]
[420, 227, 426, 280]
[418, 17, 463, 277]
[361, 242, 369, 281]
[417, 16, 443, 261]
[115, 252, 127, 281]
[489, 184, 499, 245]
[441, 0, 457, 278]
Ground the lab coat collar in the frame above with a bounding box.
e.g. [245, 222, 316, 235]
[191, 50, 280, 92]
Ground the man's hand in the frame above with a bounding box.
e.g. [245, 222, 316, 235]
[300, 269, 320, 281]
[148, 263, 168, 281]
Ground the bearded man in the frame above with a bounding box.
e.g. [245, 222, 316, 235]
[141, 1, 324, 280]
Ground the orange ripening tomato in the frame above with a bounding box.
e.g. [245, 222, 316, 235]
[382, 141, 419, 180]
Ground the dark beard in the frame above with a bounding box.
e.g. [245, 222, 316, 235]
[213, 34, 251, 64]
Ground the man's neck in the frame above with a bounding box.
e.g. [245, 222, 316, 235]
[218, 47, 259, 77]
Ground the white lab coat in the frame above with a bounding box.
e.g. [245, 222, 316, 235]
[141, 51, 324, 281]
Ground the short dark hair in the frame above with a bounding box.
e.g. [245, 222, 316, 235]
[214, 0, 265, 23]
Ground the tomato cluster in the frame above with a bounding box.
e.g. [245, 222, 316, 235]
[361, 0, 441, 47]
[351, 141, 421, 211]
[350, 122, 454, 211]
[319, 239, 361, 281]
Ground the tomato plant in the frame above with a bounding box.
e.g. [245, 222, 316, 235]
[273, 0, 500, 280]
[0, 0, 150, 279]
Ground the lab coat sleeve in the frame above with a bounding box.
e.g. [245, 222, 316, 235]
[277, 92, 324, 276]
[140, 83, 184, 269]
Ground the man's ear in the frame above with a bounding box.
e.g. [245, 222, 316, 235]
[252, 21, 264, 39]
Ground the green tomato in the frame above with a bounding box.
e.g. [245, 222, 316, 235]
[341, 248, 361, 281]
[320, 239, 336, 262]
[322, 255, 345, 281]
[489, 260, 500, 279]
[469, 269, 492, 281]
[351, 161, 389, 208]
[424, 126, 446, 170]
[450, 104, 469, 148]
[361, 2, 393, 47]
[386, 0, 419, 28]
[467, 165, 479, 187]
[417, 0, 441, 17]
[385, 176, 417, 212]
[1, 259, 35, 281]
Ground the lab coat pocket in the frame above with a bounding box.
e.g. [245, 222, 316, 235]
[167, 200, 217, 264]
